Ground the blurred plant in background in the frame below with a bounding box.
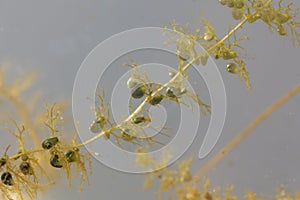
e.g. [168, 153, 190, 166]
[0, 0, 299, 199]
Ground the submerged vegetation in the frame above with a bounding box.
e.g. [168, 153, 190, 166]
[0, 0, 300, 199]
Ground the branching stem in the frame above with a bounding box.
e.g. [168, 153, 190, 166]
[4, 15, 261, 162]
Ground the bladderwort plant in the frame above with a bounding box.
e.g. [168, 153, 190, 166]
[0, 0, 300, 199]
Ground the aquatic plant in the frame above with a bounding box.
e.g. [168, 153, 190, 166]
[0, 0, 299, 199]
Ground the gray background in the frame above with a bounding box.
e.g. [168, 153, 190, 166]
[0, 0, 300, 199]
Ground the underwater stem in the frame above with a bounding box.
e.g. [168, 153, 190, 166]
[193, 83, 300, 180]
[5, 15, 253, 161]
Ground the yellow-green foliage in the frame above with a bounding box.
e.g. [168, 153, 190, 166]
[0, 0, 299, 199]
